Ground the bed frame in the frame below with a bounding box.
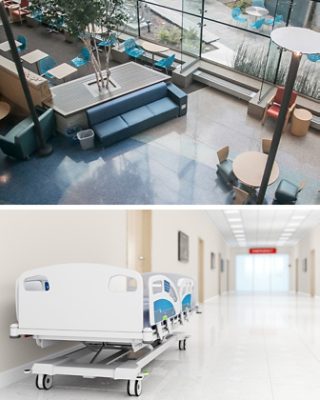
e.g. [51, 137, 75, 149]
[10, 264, 193, 396]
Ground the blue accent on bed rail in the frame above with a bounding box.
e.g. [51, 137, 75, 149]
[164, 280, 170, 293]
[182, 294, 191, 311]
[154, 299, 175, 323]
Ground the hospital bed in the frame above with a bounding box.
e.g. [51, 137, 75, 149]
[10, 263, 195, 396]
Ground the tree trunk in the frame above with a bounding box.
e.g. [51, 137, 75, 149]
[92, 35, 105, 89]
[105, 45, 112, 90]
[82, 38, 102, 91]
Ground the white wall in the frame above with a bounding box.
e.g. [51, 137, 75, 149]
[0, 210, 127, 373]
[152, 210, 228, 300]
[293, 225, 320, 296]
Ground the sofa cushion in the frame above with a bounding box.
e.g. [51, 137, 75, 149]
[86, 82, 168, 126]
[121, 105, 154, 126]
[93, 115, 128, 140]
[147, 97, 178, 116]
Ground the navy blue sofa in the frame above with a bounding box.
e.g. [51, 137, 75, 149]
[86, 82, 187, 147]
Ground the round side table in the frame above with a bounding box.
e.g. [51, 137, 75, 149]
[0, 101, 11, 120]
[291, 108, 312, 136]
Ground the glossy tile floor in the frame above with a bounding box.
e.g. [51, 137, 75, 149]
[0, 86, 320, 204]
[2, 294, 320, 400]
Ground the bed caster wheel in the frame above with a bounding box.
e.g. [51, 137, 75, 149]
[127, 379, 142, 396]
[36, 374, 53, 390]
[179, 339, 186, 351]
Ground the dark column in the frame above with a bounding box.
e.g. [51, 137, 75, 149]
[0, 3, 52, 157]
[257, 51, 302, 204]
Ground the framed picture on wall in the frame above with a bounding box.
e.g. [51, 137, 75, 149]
[178, 231, 189, 263]
[303, 258, 308, 272]
[210, 252, 215, 270]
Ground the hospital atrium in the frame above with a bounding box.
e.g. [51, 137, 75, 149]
[0, 0, 319, 205]
[1, 208, 320, 399]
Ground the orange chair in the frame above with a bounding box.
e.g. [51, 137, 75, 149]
[262, 86, 297, 130]
[9, 0, 31, 23]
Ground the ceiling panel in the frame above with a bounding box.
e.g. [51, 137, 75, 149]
[207, 209, 320, 248]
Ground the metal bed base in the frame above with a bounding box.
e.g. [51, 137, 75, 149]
[26, 332, 189, 397]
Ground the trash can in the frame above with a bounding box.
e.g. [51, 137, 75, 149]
[77, 129, 95, 150]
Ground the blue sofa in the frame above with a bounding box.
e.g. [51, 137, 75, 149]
[0, 108, 55, 160]
[86, 82, 187, 147]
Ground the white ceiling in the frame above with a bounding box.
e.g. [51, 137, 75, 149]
[207, 209, 320, 248]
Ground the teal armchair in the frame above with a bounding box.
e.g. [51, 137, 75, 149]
[0, 108, 56, 160]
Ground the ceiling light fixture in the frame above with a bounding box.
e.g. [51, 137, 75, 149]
[292, 215, 305, 220]
[224, 210, 240, 215]
[287, 222, 300, 227]
[227, 218, 242, 223]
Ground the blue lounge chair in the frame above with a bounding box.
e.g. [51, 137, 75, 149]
[123, 38, 144, 61]
[273, 179, 304, 205]
[38, 56, 57, 79]
[307, 53, 320, 62]
[71, 47, 90, 68]
[264, 14, 284, 26]
[98, 34, 117, 49]
[154, 54, 175, 74]
[16, 34, 27, 53]
[231, 7, 247, 24]
[251, 18, 265, 29]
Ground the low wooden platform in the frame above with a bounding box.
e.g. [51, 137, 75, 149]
[44, 62, 171, 134]
[45, 62, 170, 134]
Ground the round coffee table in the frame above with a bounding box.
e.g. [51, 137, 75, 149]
[0, 101, 11, 120]
[291, 108, 312, 136]
[233, 151, 279, 188]
[245, 6, 269, 19]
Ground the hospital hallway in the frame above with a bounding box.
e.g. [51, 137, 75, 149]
[2, 293, 320, 400]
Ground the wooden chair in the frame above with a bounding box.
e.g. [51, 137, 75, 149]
[216, 146, 237, 186]
[233, 186, 249, 205]
[262, 138, 272, 154]
[262, 86, 297, 130]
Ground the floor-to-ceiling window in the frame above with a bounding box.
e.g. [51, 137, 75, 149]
[236, 254, 289, 293]
[122, 0, 319, 100]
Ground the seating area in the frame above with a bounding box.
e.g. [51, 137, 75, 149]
[0, 0, 319, 205]
[216, 144, 304, 205]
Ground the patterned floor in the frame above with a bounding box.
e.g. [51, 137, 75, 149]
[0, 86, 319, 205]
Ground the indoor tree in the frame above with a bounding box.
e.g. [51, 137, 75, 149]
[97, 0, 128, 89]
[57, 0, 128, 91]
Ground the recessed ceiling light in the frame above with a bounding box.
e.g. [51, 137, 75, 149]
[292, 215, 305, 220]
[233, 230, 244, 233]
[224, 210, 240, 215]
[227, 217, 242, 221]
[284, 228, 296, 232]
[288, 222, 300, 227]
[230, 224, 243, 229]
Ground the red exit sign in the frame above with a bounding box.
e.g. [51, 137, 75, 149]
[249, 248, 277, 254]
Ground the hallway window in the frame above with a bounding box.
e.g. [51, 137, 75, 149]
[236, 254, 289, 293]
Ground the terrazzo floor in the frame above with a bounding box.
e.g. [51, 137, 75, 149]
[0, 85, 319, 204]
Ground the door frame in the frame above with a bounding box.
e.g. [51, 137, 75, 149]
[198, 238, 204, 303]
